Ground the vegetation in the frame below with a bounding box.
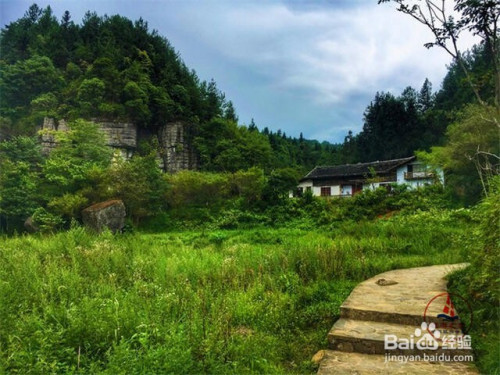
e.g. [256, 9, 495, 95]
[0, 2, 498, 373]
[0, 4, 343, 174]
[448, 176, 500, 375]
[0, 207, 473, 374]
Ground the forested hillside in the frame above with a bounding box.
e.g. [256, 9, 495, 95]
[0, 2, 498, 233]
[1, 4, 496, 173]
[0, 4, 342, 173]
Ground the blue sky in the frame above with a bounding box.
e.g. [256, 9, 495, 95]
[0, 0, 478, 143]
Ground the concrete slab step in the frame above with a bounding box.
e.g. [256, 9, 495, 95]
[328, 318, 472, 358]
[316, 350, 478, 375]
[339, 264, 468, 326]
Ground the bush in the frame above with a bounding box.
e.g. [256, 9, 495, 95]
[166, 170, 231, 207]
[447, 176, 500, 375]
[32, 207, 64, 232]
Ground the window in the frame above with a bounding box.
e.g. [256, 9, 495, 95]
[320, 187, 331, 196]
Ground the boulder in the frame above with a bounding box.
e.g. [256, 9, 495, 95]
[81, 199, 126, 233]
[24, 216, 39, 233]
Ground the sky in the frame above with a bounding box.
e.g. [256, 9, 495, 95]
[0, 0, 479, 143]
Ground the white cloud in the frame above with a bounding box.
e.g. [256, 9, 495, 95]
[1, 0, 481, 142]
[175, 1, 478, 101]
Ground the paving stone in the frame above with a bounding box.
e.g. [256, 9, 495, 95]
[328, 318, 472, 357]
[317, 350, 478, 375]
[315, 264, 478, 374]
[340, 264, 468, 326]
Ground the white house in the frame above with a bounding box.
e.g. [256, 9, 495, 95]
[291, 156, 443, 198]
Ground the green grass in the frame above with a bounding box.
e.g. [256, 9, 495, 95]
[0, 210, 471, 374]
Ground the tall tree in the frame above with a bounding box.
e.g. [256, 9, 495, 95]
[379, 0, 499, 108]
[418, 78, 434, 113]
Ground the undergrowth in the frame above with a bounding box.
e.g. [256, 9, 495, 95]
[0, 209, 472, 374]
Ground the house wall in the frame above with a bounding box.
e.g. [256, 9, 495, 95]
[292, 159, 444, 198]
[396, 163, 444, 188]
[289, 180, 341, 197]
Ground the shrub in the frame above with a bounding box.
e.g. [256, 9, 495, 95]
[32, 207, 64, 232]
[166, 170, 231, 207]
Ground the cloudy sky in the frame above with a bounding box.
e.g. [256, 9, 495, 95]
[0, 0, 478, 143]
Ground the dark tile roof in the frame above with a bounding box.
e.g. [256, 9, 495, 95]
[302, 156, 415, 180]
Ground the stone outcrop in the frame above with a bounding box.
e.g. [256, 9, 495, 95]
[81, 199, 126, 233]
[98, 121, 137, 159]
[158, 121, 198, 173]
[39, 118, 137, 159]
[39, 117, 198, 172]
[40, 117, 69, 155]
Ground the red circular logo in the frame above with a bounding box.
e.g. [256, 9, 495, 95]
[423, 292, 473, 341]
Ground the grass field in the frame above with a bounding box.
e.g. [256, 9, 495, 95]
[0, 209, 472, 374]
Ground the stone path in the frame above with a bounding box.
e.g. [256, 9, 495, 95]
[314, 264, 478, 374]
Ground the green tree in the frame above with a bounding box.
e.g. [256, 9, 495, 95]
[0, 137, 42, 231]
[421, 104, 499, 202]
[122, 81, 151, 124]
[107, 151, 168, 223]
[223, 100, 238, 123]
[263, 167, 301, 203]
[0, 55, 63, 112]
[232, 167, 267, 205]
[43, 119, 112, 192]
[77, 78, 105, 116]
[418, 78, 434, 113]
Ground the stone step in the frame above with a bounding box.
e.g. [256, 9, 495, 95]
[316, 350, 478, 375]
[339, 264, 468, 326]
[328, 318, 472, 358]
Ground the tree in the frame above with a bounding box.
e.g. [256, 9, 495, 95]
[418, 78, 434, 113]
[248, 118, 258, 132]
[77, 78, 105, 116]
[43, 119, 112, 192]
[223, 100, 238, 123]
[232, 167, 267, 205]
[107, 151, 168, 223]
[0, 137, 43, 231]
[380, 0, 500, 196]
[421, 104, 499, 201]
[0, 55, 63, 109]
[263, 167, 301, 203]
[379, 0, 499, 107]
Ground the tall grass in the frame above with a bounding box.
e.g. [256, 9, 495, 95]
[0, 210, 471, 374]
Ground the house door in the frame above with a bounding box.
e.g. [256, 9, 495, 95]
[353, 184, 362, 195]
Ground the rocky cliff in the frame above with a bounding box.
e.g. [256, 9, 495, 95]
[39, 118, 198, 173]
[158, 121, 198, 173]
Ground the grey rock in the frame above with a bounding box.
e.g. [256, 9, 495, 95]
[24, 216, 39, 233]
[158, 121, 198, 173]
[40, 117, 199, 172]
[81, 199, 126, 233]
[97, 120, 137, 150]
[375, 278, 398, 286]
